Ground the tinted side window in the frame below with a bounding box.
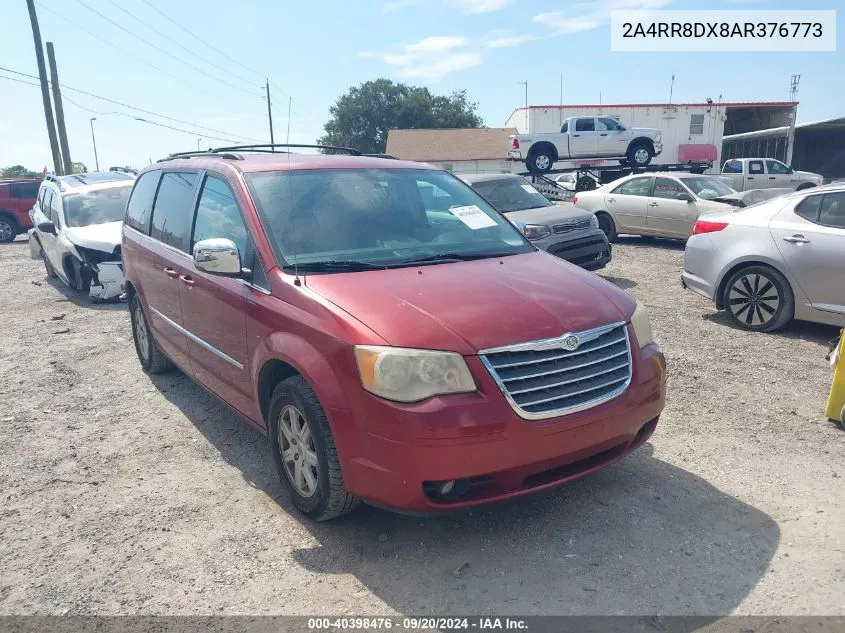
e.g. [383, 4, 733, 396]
[10, 182, 40, 198]
[125, 171, 161, 235]
[613, 177, 652, 196]
[150, 172, 198, 251]
[795, 195, 821, 222]
[49, 191, 62, 228]
[652, 177, 687, 200]
[192, 175, 248, 257]
[37, 188, 47, 210]
[597, 117, 622, 131]
[575, 118, 595, 132]
[818, 192, 845, 228]
[723, 160, 741, 174]
[561, 121, 568, 133]
[749, 160, 764, 174]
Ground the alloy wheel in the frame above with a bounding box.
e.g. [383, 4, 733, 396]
[278, 404, 319, 498]
[727, 272, 780, 327]
[133, 304, 150, 362]
[0, 220, 13, 242]
[634, 148, 650, 165]
[535, 155, 551, 171]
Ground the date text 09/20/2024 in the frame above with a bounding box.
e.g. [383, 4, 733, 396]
[307, 617, 527, 630]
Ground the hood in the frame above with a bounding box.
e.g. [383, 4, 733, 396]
[303, 252, 635, 354]
[503, 205, 593, 225]
[711, 188, 792, 208]
[64, 221, 122, 252]
[630, 127, 659, 137]
[795, 170, 823, 181]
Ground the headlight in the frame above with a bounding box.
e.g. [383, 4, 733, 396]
[589, 214, 599, 228]
[630, 300, 654, 349]
[655, 133, 662, 142]
[354, 346, 476, 402]
[522, 224, 551, 240]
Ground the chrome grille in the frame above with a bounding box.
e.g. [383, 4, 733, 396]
[479, 323, 631, 420]
[552, 219, 592, 233]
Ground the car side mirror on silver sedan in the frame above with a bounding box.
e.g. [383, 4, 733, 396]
[37, 220, 57, 235]
[193, 238, 241, 276]
[676, 192, 694, 203]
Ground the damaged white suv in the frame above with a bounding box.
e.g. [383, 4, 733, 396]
[28, 172, 135, 300]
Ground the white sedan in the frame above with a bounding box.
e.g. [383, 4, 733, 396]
[573, 172, 738, 240]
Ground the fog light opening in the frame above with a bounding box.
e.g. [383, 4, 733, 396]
[439, 480, 456, 496]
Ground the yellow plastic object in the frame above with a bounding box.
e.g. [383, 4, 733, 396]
[826, 330, 845, 424]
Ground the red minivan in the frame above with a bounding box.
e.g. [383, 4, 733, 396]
[0, 178, 40, 243]
[123, 147, 666, 521]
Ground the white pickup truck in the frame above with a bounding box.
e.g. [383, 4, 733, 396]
[507, 116, 663, 173]
[720, 158, 823, 191]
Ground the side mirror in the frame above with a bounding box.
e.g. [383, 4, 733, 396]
[510, 218, 527, 235]
[38, 220, 56, 235]
[677, 192, 694, 203]
[193, 238, 241, 276]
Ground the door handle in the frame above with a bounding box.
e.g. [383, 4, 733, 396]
[163, 267, 179, 279]
[573, 134, 580, 137]
[783, 235, 810, 244]
[747, 176, 754, 180]
[179, 275, 195, 287]
[600, 133, 608, 136]
[769, 176, 776, 180]
[607, 197, 616, 203]
[648, 201, 659, 207]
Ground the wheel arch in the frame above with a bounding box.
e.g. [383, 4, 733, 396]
[527, 141, 559, 162]
[627, 137, 655, 152]
[714, 258, 795, 310]
[0, 210, 19, 230]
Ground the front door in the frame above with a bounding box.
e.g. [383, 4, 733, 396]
[770, 191, 845, 316]
[180, 173, 254, 418]
[569, 117, 600, 158]
[605, 176, 652, 234]
[765, 160, 798, 189]
[144, 171, 201, 370]
[596, 117, 628, 157]
[745, 159, 768, 189]
[647, 177, 701, 238]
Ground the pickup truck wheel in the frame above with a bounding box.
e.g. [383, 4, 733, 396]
[527, 149, 554, 173]
[627, 143, 653, 167]
[130, 294, 173, 374]
[722, 265, 794, 332]
[576, 176, 597, 191]
[595, 212, 617, 242]
[0, 214, 17, 243]
[269, 375, 360, 521]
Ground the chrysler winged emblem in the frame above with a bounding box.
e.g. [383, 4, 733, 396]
[562, 334, 581, 351]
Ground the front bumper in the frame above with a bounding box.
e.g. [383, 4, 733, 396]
[88, 261, 125, 300]
[538, 229, 612, 270]
[334, 340, 666, 512]
[654, 142, 663, 156]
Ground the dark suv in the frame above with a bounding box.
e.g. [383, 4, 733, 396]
[123, 145, 665, 521]
[0, 178, 40, 242]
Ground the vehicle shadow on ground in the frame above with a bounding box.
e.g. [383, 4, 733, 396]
[703, 310, 840, 346]
[599, 275, 637, 290]
[615, 236, 686, 251]
[152, 373, 779, 618]
[40, 277, 126, 311]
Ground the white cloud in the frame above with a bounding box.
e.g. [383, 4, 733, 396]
[381, 36, 482, 80]
[484, 29, 536, 48]
[534, 0, 672, 34]
[444, 0, 512, 14]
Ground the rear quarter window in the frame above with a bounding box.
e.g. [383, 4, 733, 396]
[125, 171, 162, 235]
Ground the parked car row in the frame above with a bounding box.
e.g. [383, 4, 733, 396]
[0, 177, 40, 243]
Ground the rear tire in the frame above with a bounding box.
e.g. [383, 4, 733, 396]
[595, 212, 618, 242]
[527, 148, 555, 173]
[130, 294, 173, 373]
[627, 142, 653, 167]
[0, 214, 17, 243]
[576, 175, 597, 191]
[722, 265, 794, 332]
[269, 375, 359, 521]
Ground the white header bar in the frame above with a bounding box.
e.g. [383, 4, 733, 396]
[610, 10, 836, 52]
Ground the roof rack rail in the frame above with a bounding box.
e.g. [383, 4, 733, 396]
[362, 153, 399, 159]
[212, 143, 361, 156]
[158, 151, 243, 162]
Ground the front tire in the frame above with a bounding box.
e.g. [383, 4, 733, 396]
[130, 294, 173, 373]
[269, 375, 359, 521]
[722, 265, 794, 332]
[0, 215, 17, 243]
[627, 142, 653, 167]
[595, 212, 618, 242]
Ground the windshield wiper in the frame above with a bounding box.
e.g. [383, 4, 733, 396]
[282, 260, 387, 272]
[394, 252, 515, 266]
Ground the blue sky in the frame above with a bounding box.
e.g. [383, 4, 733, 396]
[1, 0, 841, 171]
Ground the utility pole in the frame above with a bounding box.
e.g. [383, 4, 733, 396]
[89, 118, 99, 171]
[265, 79, 275, 145]
[559, 74, 563, 127]
[286, 96, 292, 145]
[26, 0, 62, 175]
[46, 42, 73, 175]
[519, 81, 528, 133]
[668, 73, 675, 107]
[786, 74, 800, 166]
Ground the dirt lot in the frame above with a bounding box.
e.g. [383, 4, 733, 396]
[1, 234, 843, 617]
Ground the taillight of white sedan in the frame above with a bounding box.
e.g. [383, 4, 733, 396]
[681, 185, 845, 332]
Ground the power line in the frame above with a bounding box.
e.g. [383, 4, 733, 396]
[35, 1, 246, 110]
[0, 66, 262, 142]
[103, 0, 258, 91]
[70, 0, 263, 100]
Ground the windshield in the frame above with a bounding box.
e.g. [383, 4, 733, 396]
[245, 168, 532, 270]
[469, 177, 552, 213]
[682, 177, 735, 200]
[63, 185, 133, 227]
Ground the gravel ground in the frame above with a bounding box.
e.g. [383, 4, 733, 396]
[1, 234, 843, 617]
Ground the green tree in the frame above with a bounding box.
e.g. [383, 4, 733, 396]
[71, 162, 88, 174]
[1, 165, 41, 179]
[318, 79, 483, 154]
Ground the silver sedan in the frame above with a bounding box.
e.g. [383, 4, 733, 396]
[682, 184, 845, 331]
